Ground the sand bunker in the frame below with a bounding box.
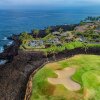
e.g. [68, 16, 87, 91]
[48, 67, 81, 91]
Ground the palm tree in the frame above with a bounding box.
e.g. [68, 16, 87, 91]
[60, 36, 66, 43]
[19, 32, 33, 42]
[83, 42, 88, 53]
[34, 29, 39, 38]
[58, 28, 64, 34]
[50, 45, 57, 61]
[44, 50, 49, 62]
[45, 27, 51, 35]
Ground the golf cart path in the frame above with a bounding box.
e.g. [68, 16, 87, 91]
[48, 67, 81, 91]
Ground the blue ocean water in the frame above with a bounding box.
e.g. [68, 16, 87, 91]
[0, 6, 100, 52]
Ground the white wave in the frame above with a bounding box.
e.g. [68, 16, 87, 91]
[0, 60, 7, 65]
[2, 37, 8, 41]
[0, 47, 4, 53]
[7, 41, 13, 46]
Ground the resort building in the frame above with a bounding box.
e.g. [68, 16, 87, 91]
[28, 40, 44, 48]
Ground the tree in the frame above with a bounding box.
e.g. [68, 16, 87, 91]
[34, 29, 39, 38]
[19, 32, 33, 42]
[83, 42, 88, 53]
[43, 34, 55, 42]
[45, 27, 51, 35]
[60, 36, 66, 43]
[50, 45, 57, 61]
[44, 50, 49, 62]
[56, 45, 66, 53]
[58, 28, 64, 33]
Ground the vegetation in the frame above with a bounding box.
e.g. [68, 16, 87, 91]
[19, 32, 33, 41]
[19, 16, 100, 54]
[30, 55, 100, 100]
[58, 28, 64, 33]
[19, 16, 100, 63]
[80, 21, 86, 25]
[43, 34, 55, 41]
[84, 16, 100, 22]
[45, 27, 51, 35]
[20, 37, 100, 56]
[33, 29, 40, 38]
[19, 32, 34, 49]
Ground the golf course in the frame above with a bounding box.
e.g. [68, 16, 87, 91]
[30, 55, 100, 100]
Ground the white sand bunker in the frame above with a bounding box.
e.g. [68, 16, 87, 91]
[48, 67, 81, 91]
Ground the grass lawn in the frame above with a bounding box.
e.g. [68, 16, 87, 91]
[30, 55, 100, 100]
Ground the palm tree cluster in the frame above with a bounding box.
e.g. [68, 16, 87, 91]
[32, 29, 40, 38]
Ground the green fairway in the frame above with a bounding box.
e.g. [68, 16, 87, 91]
[30, 55, 100, 100]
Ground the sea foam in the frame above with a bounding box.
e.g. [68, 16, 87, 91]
[7, 41, 13, 46]
[2, 37, 8, 41]
[0, 47, 4, 53]
[0, 60, 7, 65]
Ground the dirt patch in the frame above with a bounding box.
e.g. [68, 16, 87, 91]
[48, 67, 81, 91]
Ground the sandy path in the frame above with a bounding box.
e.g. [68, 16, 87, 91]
[48, 67, 81, 91]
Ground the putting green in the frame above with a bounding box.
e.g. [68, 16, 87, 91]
[30, 55, 100, 100]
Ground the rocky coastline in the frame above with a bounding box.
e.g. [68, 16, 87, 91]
[0, 24, 77, 62]
[0, 24, 100, 100]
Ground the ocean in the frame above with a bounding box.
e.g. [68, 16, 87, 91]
[0, 6, 100, 53]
